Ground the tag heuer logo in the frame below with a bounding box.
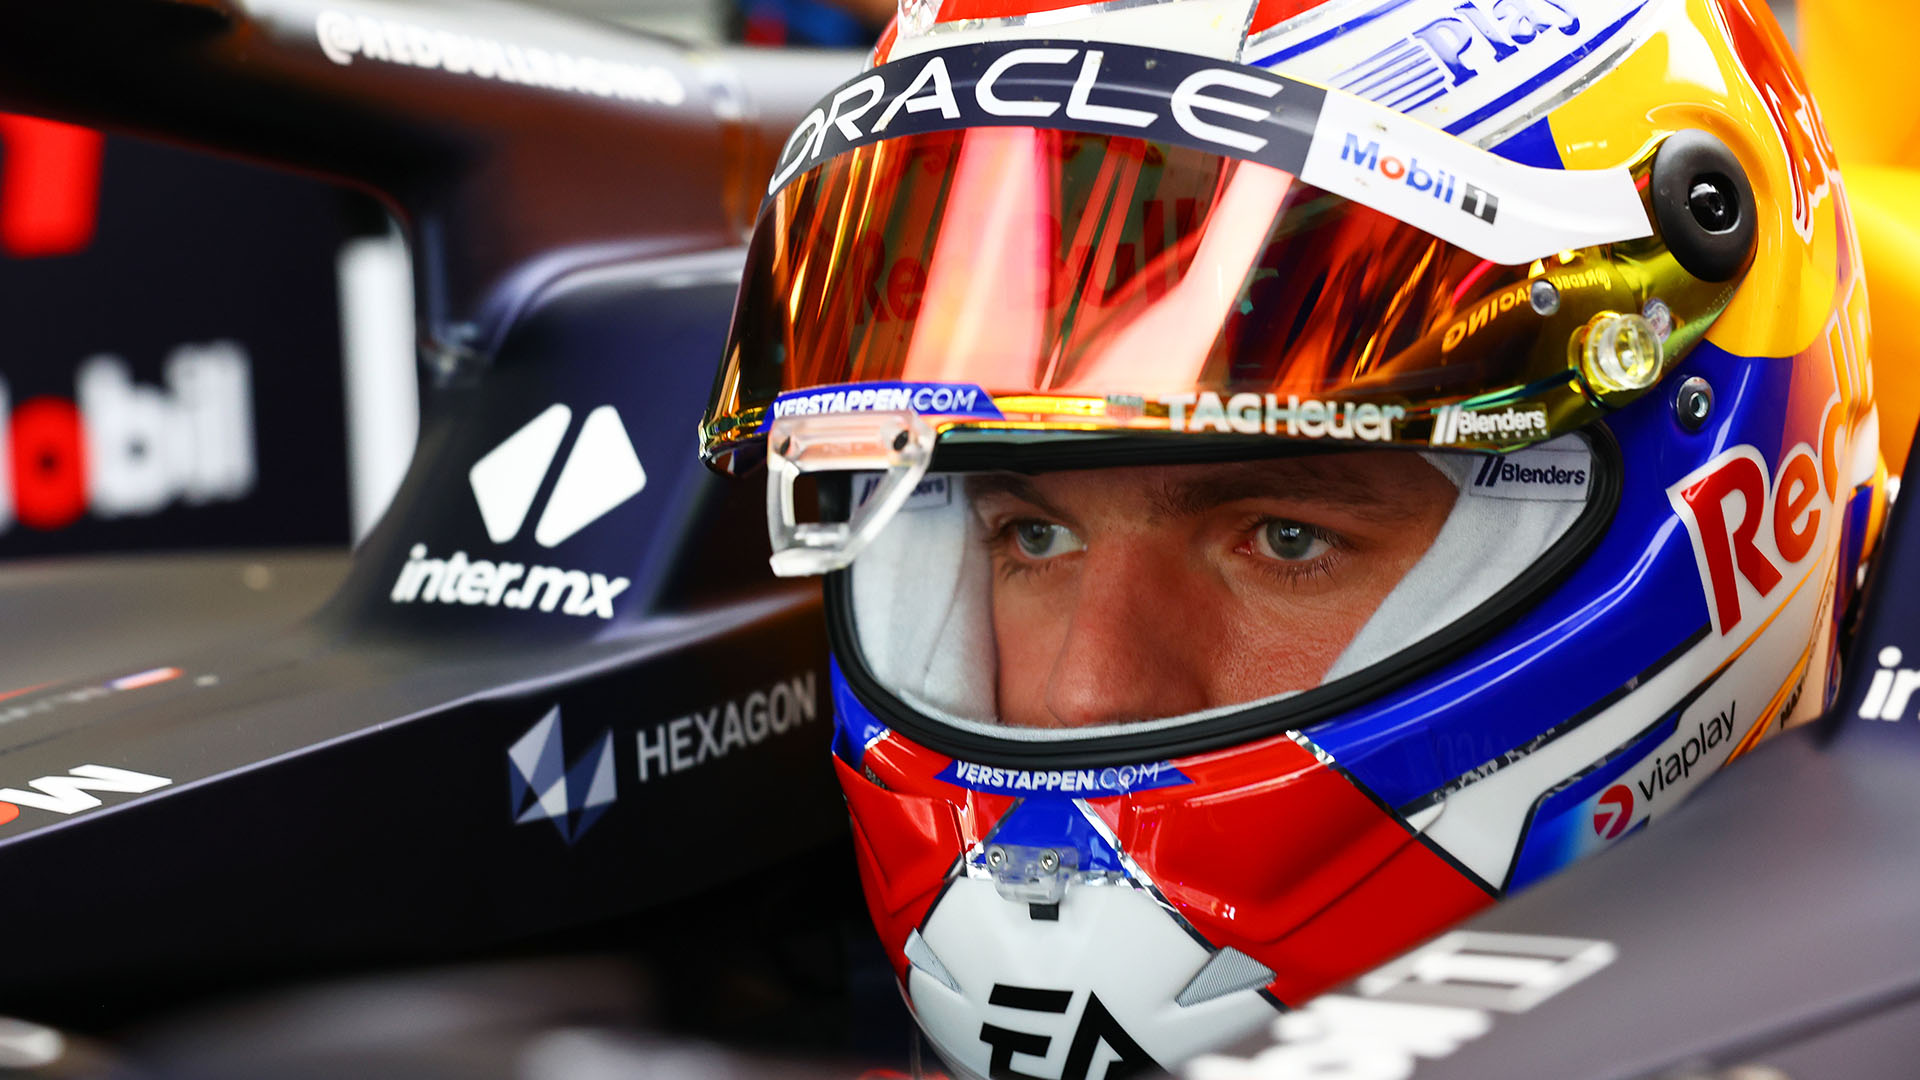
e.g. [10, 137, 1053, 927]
[388, 404, 644, 620]
[470, 403, 647, 548]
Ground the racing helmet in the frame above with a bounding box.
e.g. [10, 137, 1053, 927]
[701, 0, 1885, 1073]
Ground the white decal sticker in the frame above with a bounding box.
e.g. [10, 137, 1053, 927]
[1187, 931, 1614, 1079]
[0, 764, 172, 823]
[1301, 91, 1649, 264]
[1161, 391, 1405, 441]
[1463, 445, 1589, 500]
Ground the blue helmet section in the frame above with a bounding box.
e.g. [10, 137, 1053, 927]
[1307, 334, 1853, 891]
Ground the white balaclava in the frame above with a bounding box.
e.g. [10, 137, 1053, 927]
[849, 437, 1593, 733]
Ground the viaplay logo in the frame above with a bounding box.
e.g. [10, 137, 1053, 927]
[0, 345, 256, 534]
[1591, 784, 1632, 840]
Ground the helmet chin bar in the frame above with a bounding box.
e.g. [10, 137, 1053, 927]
[765, 411, 937, 577]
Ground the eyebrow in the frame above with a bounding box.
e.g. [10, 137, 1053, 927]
[1149, 458, 1426, 523]
[967, 473, 1074, 523]
[966, 456, 1433, 524]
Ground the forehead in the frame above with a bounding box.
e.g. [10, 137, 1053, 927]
[968, 452, 1450, 519]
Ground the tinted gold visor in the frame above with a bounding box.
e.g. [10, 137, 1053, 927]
[702, 124, 1743, 468]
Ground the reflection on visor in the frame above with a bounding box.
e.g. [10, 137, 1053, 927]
[843, 440, 1599, 738]
[702, 42, 1750, 469]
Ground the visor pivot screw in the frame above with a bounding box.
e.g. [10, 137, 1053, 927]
[1038, 850, 1060, 874]
[1688, 176, 1740, 233]
[1642, 298, 1674, 343]
[774, 436, 792, 458]
[1529, 279, 1561, 316]
[1675, 377, 1714, 432]
[892, 431, 910, 452]
[986, 846, 1006, 869]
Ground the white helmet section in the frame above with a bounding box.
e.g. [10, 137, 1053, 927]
[1324, 440, 1590, 682]
[908, 875, 1280, 1079]
[847, 438, 1596, 737]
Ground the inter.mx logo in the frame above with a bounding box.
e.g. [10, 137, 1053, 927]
[1859, 646, 1920, 722]
[390, 404, 645, 619]
[507, 706, 616, 844]
[0, 764, 172, 826]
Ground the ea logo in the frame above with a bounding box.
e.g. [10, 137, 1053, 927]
[1592, 785, 1633, 840]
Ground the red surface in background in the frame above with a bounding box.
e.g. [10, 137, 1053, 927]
[10, 397, 89, 530]
[0, 114, 102, 258]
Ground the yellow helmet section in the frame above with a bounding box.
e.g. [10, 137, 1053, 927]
[1540, 0, 1894, 486]
[1798, 0, 1920, 170]
[1800, 0, 1919, 475]
[1546, 0, 1841, 363]
[1840, 163, 1917, 475]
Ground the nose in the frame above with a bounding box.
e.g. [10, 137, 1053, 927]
[1042, 542, 1212, 727]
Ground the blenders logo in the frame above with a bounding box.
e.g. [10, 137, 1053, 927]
[856, 473, 952, 512]
[0, 345, 255, 534]
[1339, 134, 1499, 223]
[1161, 391, 1404, 441]
[765, 382, 1000, 427]
[507, 706, 616, 845]
[1468, 447, 1589, 501]
[390, 404, 644, 620]
[1429, 403, 1549, 446]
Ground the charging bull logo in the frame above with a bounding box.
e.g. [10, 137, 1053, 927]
[1668, 435, 1834, 638]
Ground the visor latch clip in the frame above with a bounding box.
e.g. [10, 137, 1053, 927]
[983, 843, 1078, 907]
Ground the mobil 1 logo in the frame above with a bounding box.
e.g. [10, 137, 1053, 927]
[1337, 132, 1499, 224]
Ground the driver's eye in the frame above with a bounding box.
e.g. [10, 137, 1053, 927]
[1256, 519, 1331, 562]
[1013, 521, 1084, 559]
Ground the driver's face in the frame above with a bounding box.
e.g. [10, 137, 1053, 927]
[971, 455, 1458, 729]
